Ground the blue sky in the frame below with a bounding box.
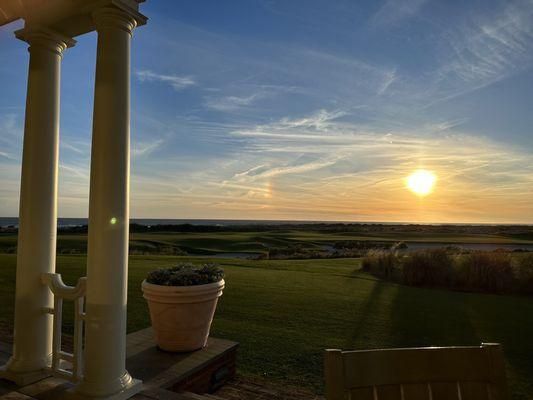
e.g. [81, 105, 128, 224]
[1, 0, 533, 223]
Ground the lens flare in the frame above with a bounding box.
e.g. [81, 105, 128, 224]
[406, 170, 436, 196]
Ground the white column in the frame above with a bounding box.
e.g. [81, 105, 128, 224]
[71, 7, 141, 400]
[0, 28, 74, 386]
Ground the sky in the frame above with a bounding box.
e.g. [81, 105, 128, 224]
[1, 0, 533, 223]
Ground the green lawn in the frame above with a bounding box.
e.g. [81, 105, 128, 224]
[1, 254, 532, 399]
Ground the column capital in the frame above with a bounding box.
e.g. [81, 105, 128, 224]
[92, 6, 146, 35]
[15, 27, 76, 57]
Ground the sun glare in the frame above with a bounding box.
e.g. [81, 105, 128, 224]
[406, 170, 436, 196]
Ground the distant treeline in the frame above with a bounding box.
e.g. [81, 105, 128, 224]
[1, 222, 533, 237]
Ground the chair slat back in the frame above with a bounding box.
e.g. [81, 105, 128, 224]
[325, 343, 508, 400]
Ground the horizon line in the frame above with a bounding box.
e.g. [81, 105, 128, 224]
[1, 216, 533, 227]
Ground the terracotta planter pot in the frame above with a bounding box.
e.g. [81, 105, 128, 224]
[141, 279, 225, 352]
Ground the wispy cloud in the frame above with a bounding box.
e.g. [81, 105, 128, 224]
[232, 157, 340, 181]
[60, 141, 85, 155]
[203, 83, 303, 112]
[0, 151, 16, 160]
[297, 49, 398, 98]
[132, 139, 165, 157]
[135, 70, 196, 91]
[377, 69, 397, 95]
[205, 93, 263, 112]
[0, 113, 21, 147]
[370, 0, 428, 28]
[430, 1, 533, 102]
[59, 163, 90, 180]
[277, 109, 347, 130]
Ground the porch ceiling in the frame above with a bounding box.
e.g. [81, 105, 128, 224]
[0, 0, 146, 37]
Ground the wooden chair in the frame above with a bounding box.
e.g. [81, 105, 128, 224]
[325, 344, 508, 400]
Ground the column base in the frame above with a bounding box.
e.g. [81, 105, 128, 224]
[0, 364, 51, 386]
[66, 379, 142, 400]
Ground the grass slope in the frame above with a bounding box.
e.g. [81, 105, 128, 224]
[0, 254, 532, 399]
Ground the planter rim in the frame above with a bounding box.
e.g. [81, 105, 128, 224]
[141, 278, 225, 293]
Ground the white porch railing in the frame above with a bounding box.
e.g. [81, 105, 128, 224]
[41, 273, 87, 382]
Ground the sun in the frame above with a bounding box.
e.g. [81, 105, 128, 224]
[406, 170, 437, 196]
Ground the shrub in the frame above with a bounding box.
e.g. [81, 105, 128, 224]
[455, 252, 514, 293]
[362, 250, 401, 281]
[157, 246, 188, 256]
[362, 248, 527, 295]
[402, 249, 453, 287]
[514, 253, 533, 294]
[146, 263, 224, 286]
[391, 241, 408, 250]
[268, 246, 328, 260]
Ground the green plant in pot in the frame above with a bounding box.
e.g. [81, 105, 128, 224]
[141, 263, 225, 352]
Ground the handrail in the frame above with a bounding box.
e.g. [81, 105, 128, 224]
[42, 273, 87, 382]
[42, 273, 87, 300]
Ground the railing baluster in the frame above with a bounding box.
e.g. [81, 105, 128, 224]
[41, 273, 87, 382]
[73, 296, 84, 380]
[51, 297, 62, 372]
